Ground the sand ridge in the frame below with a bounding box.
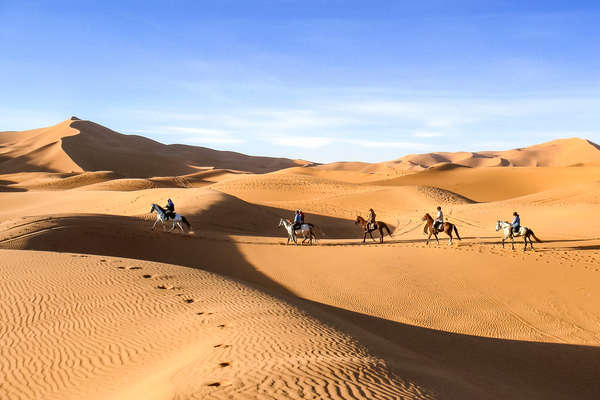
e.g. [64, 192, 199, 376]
[2, 118, 600, 399]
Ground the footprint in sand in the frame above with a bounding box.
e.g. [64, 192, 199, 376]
[219, 362, 230, 368]
[184, 298, 196, 304]
[157, 284, 174, 290]
[207, 382, 221, 387]
[217, 324, 226, 328]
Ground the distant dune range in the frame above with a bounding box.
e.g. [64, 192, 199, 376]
[0, 117, 306, 177]
[2, 118, 600, 399]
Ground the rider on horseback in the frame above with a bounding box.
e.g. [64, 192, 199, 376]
[292, 210, 302, 231]
[434, 206, 444, 232]
[164, 198, 175, 220]
[368, 208, 377, 230]
[511, 211, 520, 237]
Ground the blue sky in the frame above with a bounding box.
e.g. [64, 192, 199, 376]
[1, 1, 599, 163]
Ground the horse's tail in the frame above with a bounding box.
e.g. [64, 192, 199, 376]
[315, 225, 326, 238]
[529, 229, 542, 242]
[453, 224, 461, 241]
[382, 223, 392, 238]
[181, 216, 191, 229]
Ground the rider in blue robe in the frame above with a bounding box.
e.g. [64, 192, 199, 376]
[511, 212, 520, 236]
[164, 198, 175, 220]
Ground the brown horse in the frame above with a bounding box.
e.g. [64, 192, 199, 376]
[422, 213, 461, 245]
[355, 216, 393, 243]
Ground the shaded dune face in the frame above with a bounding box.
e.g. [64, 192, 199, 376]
[2, 118, 600, 399]
[0, 118, 305, 177]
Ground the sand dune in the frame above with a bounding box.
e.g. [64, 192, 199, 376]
[2, 250, 438, 400]
[2, 118, 600, 399]
[371, 165, 600, 202]
[0, 118, 305, 177]
[296, 137, 600, 180]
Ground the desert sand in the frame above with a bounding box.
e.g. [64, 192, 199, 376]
[1, 118, 600, 399]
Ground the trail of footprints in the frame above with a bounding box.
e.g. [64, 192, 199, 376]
[110, 260, 420, 399]
[114, 263, 233, 390]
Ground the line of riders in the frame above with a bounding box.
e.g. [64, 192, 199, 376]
[158, 198, 534, 249]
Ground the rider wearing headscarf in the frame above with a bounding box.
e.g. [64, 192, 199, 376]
[511, 211, 520, 236]
[368, 208, 377, 230]
[164, 198, 175, 220]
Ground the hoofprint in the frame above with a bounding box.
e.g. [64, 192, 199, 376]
[495, 220, 541, 251]
[279, 218, 318, 245]
[150, 203, 191, 233]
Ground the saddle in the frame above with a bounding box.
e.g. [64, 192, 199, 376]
[294, 223, 313, 231]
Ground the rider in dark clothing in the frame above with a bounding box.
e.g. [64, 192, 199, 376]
[164, 198, 175, 220]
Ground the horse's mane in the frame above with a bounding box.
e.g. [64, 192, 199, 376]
[424, 213, 432, 218]
[153, 203, 166, 213]
[356, 215, 365, 221]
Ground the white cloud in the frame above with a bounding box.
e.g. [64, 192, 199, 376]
[344, 139, 430, 149]
[413, 131, 445, 138]
[126, 125, 244, 144]
[267, 136, 335, 149]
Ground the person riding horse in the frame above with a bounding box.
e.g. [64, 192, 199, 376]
[434, 206, 444, 232]
[164, 198, 175, 220]
[292, 210, 302, 231]
[367, 208, 377, 231]
[511, 211, 520, 237]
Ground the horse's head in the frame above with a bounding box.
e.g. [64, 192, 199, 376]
[422, 213, 431, 221]
[495, 220, 503, 231]
[354, 216, 362, 225]
[149, 204, 155, 213]
[278, 218, 285, 227]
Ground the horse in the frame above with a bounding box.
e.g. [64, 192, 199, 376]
[355, 216, 392, 244]
[496, 220, 541, 251]
[422, 213, 461, 245]
[150, 203, 191, 233]
[279, 218, 319, 245]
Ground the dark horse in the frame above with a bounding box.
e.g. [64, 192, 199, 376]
[422, 213, 461, 245]
[355, 216, 393, 243]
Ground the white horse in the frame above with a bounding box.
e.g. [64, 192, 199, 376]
[150, 203, 191, 232]
[279, 218, 318, 245]
[496, 220, 541, 251]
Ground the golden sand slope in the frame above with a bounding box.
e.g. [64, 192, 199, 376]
[0, 118, 305, 176]
[292, 137, 600, 180]
[1, 250, 438, 400]
[1, 180, 599, 399]
[2, 119, 600, 399]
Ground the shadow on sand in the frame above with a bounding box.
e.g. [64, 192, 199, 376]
[1, 198, 599, 399]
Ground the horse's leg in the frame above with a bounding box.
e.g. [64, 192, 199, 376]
[178, 222, 184, 232]
[363, 231, 367, 243]
[434, 232, 439, 245]
[368, 230, 376, 243]
[502, 236, 505, 248]
[426, 232, 431, 245]
[511, 236, 515, 250]
[152, 219, 158, 230]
